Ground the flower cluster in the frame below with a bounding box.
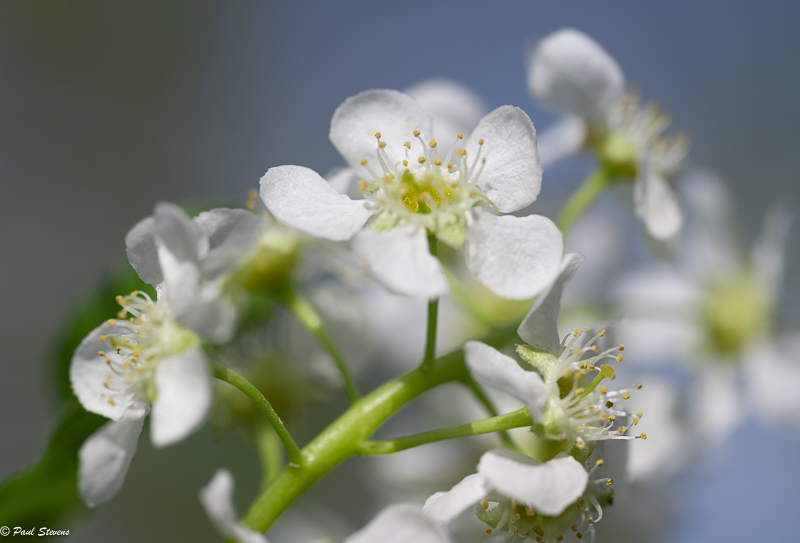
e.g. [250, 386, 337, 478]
[51, 26, 795, 543]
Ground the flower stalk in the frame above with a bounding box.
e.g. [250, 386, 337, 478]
[556, 166, 613, 237]
[421, 233, 440, 372]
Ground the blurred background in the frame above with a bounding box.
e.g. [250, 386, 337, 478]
[1, 1, 798, 541]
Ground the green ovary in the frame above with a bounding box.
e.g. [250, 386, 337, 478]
[701, 274, 769, 358]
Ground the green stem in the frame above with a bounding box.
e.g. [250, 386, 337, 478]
[464, 376, 520, 452]
[241, 325, 519, 533]
[254, 423, 283, 490]
[421, 234, 440, 371]
[211, 361, 303, 467]
[359, 407, 531, 455]
[283, 291, 360, 403]
[556, 167, 613, 238]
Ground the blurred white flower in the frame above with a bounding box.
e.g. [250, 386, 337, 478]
[423, 448, 607, 542]
[199, 470, 452, 543]
[70, 294, 212, 506]
[260, 88, 563, 300]
[527, 28, 688, 240]
[615, 171, 795, 440]
[467, 254, 646, 449]
[126, 202, 264, 343]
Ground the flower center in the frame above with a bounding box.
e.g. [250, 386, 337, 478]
[97, 291, 199, 406]
[518, 327, 646, 448]
[701, 273, 769, 358]
[358, 130, 495, 247]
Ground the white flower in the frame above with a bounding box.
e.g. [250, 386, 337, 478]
[527, 28, 689, 240]
[70, 294, 212, 506]
[423, 448, 609, 541]
[260, 89, 563, 300]
[199, 469, 452, 543]
[614, 171, 795, 439]
[126, 202, 264, 343]
[466, 254, 646, 449]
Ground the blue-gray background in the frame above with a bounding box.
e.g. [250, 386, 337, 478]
[1, 1, 798, 541]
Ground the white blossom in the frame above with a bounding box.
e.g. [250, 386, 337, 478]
[260, 89, 562, 299]
[527, 28, 689, 240]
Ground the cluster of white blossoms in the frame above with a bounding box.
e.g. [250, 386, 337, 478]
[56, 25, 797, 543]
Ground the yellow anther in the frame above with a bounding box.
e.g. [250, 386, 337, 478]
[588, 364, 596, 371]
[100, 335, 107, 342]
[622, 392, 631, 400]
[618, 344, 625, 351]
[608, 415, 616, 422]
[572, 348, 580, 355]
[633, 417, 640, 424]
[576, 440, 586, 449]
[513, 514, 521, 521]
[512, 526, 518, 533]
[571, 525, 578, 532]
[108, 397, 116, 406]
[573, 329, 580, 337]
[457, 132, 464, 139]
[640, 433, 647, 440]
[434, 157, 442, 166]
[599, 413, 608, 422]
[131, 290, 138, 297]
[378, 141, 387, 149]
[595, 459, 604, 466]
[360, 158, 368, 166]
[429, 139, 437, 148]
[598, 386, 607, 394]
[586, 519, 593, 524]
[580, 361, 587, 369]
[616, 354, 623, 362]
[403, 159, 408, 166]
[455, 148, 467, 156]
[556, 535, 563, 542]
[98, 351, 105, 357]
[599, 329, 606, 337]
[605, 401, 614, 408]
[104, 358, 112, 365]
[511, 501, 517, 508]
[357, 180, 368, 193]
[525, 508, 535, 517]
[418, 156, 426, 164]
[574, 388, 584, 396]
[413, 130, 421, 137]
[485, 528, 493, 535]
[107, 319, 117, 326]
[478, 138, 484, 145]
[447, 161, 455, 169]
[576, 533, 583, 539]
[637, 412, 644, 418]
[591, 346, 599, 353]
[482, 501, 489, 509]
[636, 383, 643, 389]
[375, 132, 381, 139]
[563, 369, 572, 378]
[606, 479, 614, 486]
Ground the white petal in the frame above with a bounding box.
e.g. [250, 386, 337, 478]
[477, 449, 588, 516]
[422, 473, 489, 525]
[150, 348, 212, 448]
[125, 217, 163, 287]
[464, 106, 542, 213]
[678, 170, 741, 278]
[465, 209, 563, 300]
[199, 469, 270, 543]
[154, 202, 208, 263]
[405, 78, 487, 142]
[696, 367, 743, 448]
[753, 204, 793, 298]
[325, 166, 362, 198]
[352, 225, 448, 299]
[157, 245, 201, 313]
[346, 503, 452, 543]
[194, 208, 264, 279]
[70, 323, 146, 421]
[78, 414, 145, 507]
[536, 115, 587, 169]
[517, 254, 585, 353]
[527, 28, 625, 125]
[330, 89, 433, 172]
[260, 165, 373, 241]
[634, 169, 683, 240]
[178, 288, 239, 344]
[464, 341, 547, 419]
[746, 334, 800, 427]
